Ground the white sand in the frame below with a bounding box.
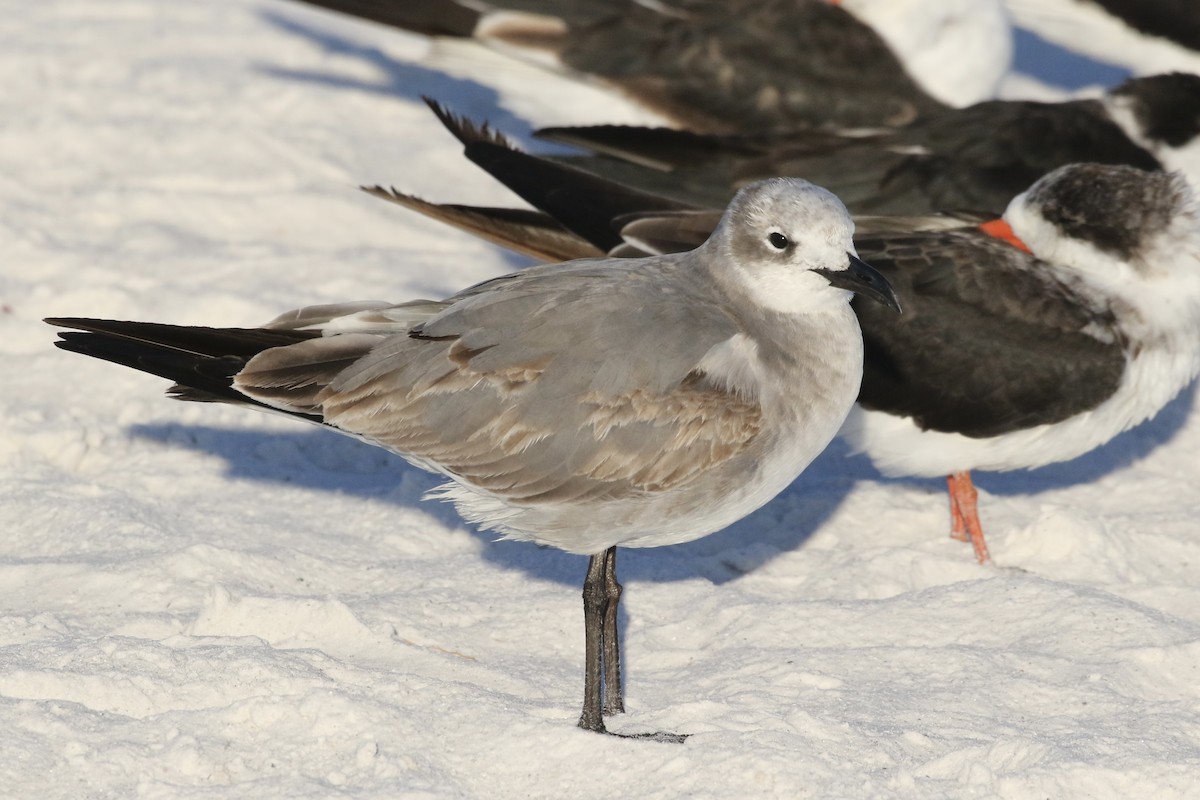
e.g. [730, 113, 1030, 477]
[3, 2, 1199, 797]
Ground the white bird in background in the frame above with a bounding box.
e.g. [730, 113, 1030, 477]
[276, 0, 1012, 132]
[841, 0, 1012, 106]
[47, 178, 900, 739]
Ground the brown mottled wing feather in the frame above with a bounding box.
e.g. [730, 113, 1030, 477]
[362, 186, 603, 262]
[238, 259, 760, 501]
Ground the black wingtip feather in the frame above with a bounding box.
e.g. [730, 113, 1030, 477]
[418, 105, 697, 252]
[535, 125, 759, 171]
[47, 317, 319, 358]
[423, 97, 515, 150]
[52, 330, 249, 404]
[47, 318, 324, 420]
[282, 0, 482, 38]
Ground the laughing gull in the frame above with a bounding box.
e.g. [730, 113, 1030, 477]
[534, 73, 1200, 215]
[371, 109, 1200, 564]
[278, 0, 981, 131]
[47, 178, 900, 739]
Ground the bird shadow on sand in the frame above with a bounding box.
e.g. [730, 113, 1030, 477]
[253, 10, 538, 144]
[126, 419, 854, 590]
[1011, 26, 1131, 90]
[127, 379, 1195, 591]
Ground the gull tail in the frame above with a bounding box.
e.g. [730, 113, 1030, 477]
[46, 318, 323, 418]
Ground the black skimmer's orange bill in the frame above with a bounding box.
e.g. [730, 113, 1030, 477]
[371, 107, 1200, 564]
[534, 73, 1200, 216]
[275, 0, 1013, 131]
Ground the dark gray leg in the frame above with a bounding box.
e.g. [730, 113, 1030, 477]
[578, 550, 609, 734]
[601, 547, 624, 716]
[576, 546, 687, 743]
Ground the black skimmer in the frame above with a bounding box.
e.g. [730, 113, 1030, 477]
[368, 107, 1200, 564]
[275, 0, 1011, 131]
[534, 72, 1200, 215]
[1007, 0, 1200, 80]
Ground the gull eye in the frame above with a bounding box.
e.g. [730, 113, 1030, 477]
[768, 232, 790, 250]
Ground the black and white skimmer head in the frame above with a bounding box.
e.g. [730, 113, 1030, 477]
[370, 107, 1200, 565]
[534, 73, 1200, 216]
[276, 0, 1014, 131]
[46, 178, 898, 739]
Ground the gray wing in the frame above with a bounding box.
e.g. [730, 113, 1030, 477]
[237, 260, 761, 503]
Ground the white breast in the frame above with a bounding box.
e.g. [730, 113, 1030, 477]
[841, 343, 1200, 478]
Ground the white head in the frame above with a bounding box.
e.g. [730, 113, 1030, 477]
[1005, 163, 1200, 339]
[705, 177, 899, 315]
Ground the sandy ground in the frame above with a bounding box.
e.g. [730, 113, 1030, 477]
[2, 2, 1199, 797]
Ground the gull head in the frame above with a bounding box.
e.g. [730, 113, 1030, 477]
[708, 177, 900, 314]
